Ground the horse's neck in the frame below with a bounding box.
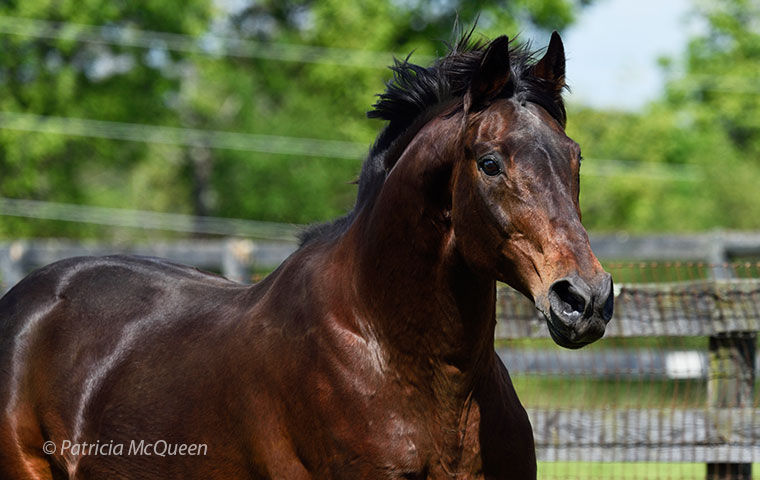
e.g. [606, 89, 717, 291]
[353, 228, 495, 366]
[343, 124, 497, 396]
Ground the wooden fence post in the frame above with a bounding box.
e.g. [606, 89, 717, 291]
[706, 334, 756, 480]
[0, 241, 28, 294]
[707, 245, 755, 480]
[222, 238, 254, 283]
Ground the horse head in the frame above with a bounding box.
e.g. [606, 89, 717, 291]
[451, 33, 614, 349]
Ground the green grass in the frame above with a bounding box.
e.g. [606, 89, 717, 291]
[496, 336, 711, 350]
[538, 462, 760, 479]
[600, 259, 760, 283]
[602, 261, 711, 284]
[512, 377, 709, 408]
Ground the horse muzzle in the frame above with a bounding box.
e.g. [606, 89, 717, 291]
[539, 273, 614, 349]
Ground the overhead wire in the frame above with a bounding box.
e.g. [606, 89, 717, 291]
[0, 15, 436, 68]
[0, 197, 301, 240]
[0, 110, 702, 181]
[580, 158, 702, 182]
[0, 14, 703, 238]
[0, 111, 368, 159]
[0, 15, 754, 87]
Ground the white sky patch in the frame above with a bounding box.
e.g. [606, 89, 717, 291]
[563, 0, 703, 111]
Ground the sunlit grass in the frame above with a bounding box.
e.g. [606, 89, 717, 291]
[538, 462, 760, 479]
[512, 377, 708, 408]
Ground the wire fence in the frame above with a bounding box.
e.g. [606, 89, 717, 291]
[497, 261, 760, 480]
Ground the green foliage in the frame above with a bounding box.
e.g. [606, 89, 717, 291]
[0, 0, 589, 239]
[570, 0, 760, 232]
[9, 0, 760, 237]
[0, 0, 212, 238]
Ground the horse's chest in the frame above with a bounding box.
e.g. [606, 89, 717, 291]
[332, 406, 487, 479]
[329, 410, 430, 477]
[349, 398, 534, 480]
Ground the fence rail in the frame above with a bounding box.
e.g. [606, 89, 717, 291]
[0, 238, 297, 290]
[3, 231, 760, 289]
[497, 349, 760, 379]
[530, 408, 760, 463]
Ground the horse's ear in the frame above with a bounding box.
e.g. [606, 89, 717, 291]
[533, 31, 566, 90]
[464, 35, 511, 113]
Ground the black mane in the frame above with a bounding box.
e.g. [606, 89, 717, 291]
[300, 33, 567, 246]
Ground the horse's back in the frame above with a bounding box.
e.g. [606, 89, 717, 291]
[0, 254, 248, 369]
[0, 255, 262, 479]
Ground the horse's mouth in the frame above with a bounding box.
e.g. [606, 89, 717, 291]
[539, 309, 594, 350]
[545, 318, 591, 349]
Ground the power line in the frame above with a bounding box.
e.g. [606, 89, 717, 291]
[2, 15, 756, 88]
[0, 111, 368, 159]
[0, 15, 435, 69]
[666, 77, 760, 95]
[581, 158, 702, 182]
[0, 197, 302, 240]
[0, 157, 695, 242]
[3, 15, 759, 102]
[0, 111, 701, 181]
[0, 158, 699, 241]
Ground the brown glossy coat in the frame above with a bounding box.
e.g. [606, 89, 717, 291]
[0, 32, 612, 479]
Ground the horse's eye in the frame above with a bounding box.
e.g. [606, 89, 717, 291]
[478, 155, 502, 176]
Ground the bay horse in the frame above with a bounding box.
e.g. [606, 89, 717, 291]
[0, 31, 613, 479]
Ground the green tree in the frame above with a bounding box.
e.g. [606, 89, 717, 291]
[183, 0, 594, 226]
[0, 0, 213, 238]
[0, 0, 593, 240]
[566, 0, 760, 233]
[662, 0, 760, 230]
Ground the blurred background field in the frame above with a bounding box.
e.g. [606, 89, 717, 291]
[1, 0, 760, 478]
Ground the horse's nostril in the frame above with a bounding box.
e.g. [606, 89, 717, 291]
[600, 276, 615, 323]
[549, 279, 588, 322]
